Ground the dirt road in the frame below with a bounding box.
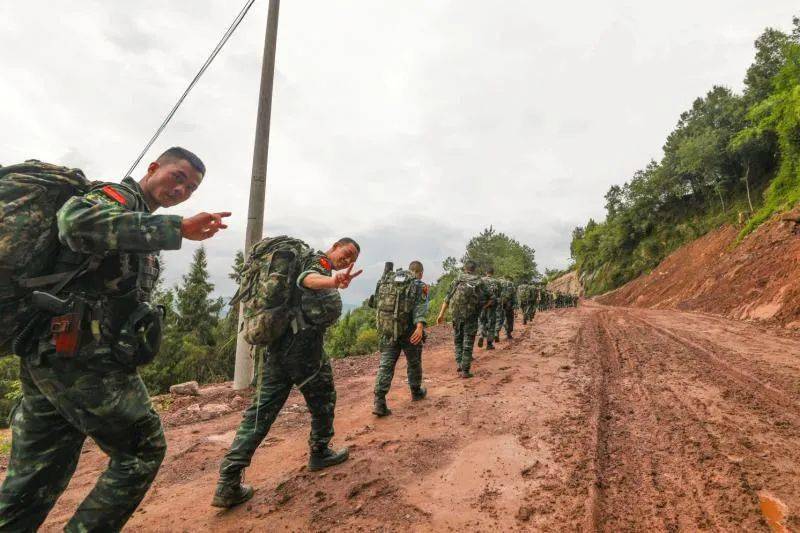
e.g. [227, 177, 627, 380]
[32, 302, 799, 531]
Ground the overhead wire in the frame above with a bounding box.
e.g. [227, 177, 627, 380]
[123, 0, 258, 178]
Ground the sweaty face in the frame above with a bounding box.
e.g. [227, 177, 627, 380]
[144, 159, 203, 208]
[329, 243, 359, 270]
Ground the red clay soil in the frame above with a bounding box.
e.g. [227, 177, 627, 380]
[11, 303, 799, 532]
[598, 213, 800, 328]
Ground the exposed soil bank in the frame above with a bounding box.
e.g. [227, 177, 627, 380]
[598, 215, 800, 328]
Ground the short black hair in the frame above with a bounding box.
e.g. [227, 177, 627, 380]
[463, 259, 477, 273]
[485, 266, 495, 275]
[409, 260, 424, 274]
[157, 146, 206, 176]
[335, 237, 360, 254]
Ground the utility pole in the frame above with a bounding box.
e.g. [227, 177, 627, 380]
[233, 0, 280, 389]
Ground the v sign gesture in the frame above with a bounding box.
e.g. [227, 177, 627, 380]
[333, 264, 363, 289]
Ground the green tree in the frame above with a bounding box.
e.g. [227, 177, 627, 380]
[175, 246, 223, 343]
[462, 226, 539, 282]
[140, 247, 231, 394]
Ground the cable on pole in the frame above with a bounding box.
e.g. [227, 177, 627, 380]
[123, 0, 258, 178]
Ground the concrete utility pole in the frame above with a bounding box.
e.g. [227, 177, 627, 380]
[233, 0, 280, 390]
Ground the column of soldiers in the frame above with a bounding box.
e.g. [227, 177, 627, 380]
[0, 147, 579, 528]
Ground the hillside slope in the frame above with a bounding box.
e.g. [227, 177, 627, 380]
[597, 213, 800, 328]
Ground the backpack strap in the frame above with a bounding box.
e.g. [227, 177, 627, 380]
[17, 255, 101, 293]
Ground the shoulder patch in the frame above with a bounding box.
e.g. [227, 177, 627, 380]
[319, 257, 332, 271]
[422, 284, 429, 296]
[101, 185, 128, 206]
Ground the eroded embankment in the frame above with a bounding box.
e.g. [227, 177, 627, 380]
[597, 213, 800, 328]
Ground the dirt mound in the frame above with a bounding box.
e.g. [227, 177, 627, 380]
[598, 214, 800, 327]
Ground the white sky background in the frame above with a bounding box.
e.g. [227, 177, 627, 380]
[1, 1, 797, 305]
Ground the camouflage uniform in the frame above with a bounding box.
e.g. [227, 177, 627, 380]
[495, 279, 516, 338]
[218, 251, 341, 484]
[478, 276, 500, 347]
[445, 273, 487, 373]
[0, 177, 180, 532]
[373, 278, 429, 401]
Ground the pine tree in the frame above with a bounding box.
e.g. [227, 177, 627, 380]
[175, 246, 223, 344]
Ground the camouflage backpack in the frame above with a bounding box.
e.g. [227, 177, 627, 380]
[450, 273, 484, 321]
[0, 161, 93, 356]
[517, 284, 530, 304]
[500, 279, 515, 306]
[374, 268, 419, 341]
[232, 236, 313, 347]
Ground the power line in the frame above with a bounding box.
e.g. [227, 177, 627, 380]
[123, 0, 257, 178]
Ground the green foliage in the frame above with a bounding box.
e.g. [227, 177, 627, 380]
[571, 19, 800, 296]
[739, 41, 800, 236]
[140, 246, 232, 394]
[0, 358, 20, 428]
[324, 305, 377, 358]
[463, 226, 540, 283]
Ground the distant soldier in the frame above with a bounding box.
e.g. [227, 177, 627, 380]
[517, 283, 530, 324]
[496, 278, 516, 339]
[519, 283, 538, 324]
[370, 260, 429, 417]
[213, 237, 362, 508]
[477, 267, 500, 350]
[0, 148, 230, 531]
[436, 260, 488, 378]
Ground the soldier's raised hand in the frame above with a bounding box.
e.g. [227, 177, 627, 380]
[333, 264, 363, 289]
[181, 212, 231, 241]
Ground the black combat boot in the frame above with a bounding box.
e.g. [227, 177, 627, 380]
[372, 397, 392, 417]
[477, 337, 484, 348]
[494, 334, 500, 343]
[211, 474, 254, 508]
[411, 386, 427, 401]
[308, 446, 350, 471]
[460, 369, 474, 379]
[507, 332, 513, 339]
[486, 342, 495, 350]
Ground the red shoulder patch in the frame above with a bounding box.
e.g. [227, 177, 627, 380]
[319, 257, 332, 271]
[101, 185, 128, 205]
[422, 284, 429, 296]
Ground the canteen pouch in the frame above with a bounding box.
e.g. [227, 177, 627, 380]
[114, 302, 165, 367]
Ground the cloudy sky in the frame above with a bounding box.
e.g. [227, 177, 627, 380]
[1, 1, 797, 304]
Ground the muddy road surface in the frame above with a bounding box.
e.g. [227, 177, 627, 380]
[27, 302, 800, 531]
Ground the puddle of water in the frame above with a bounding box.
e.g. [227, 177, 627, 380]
[759, 492, 789, 533]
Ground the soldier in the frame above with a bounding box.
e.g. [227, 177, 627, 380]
[436, 260, 487, 378]
[213, 237, 362, 509]
[476, 266, 500, 350]
[0, 147, 230, 531]
[496, 278, 516, 340]
[370, 261, 429, 417]
[517, 283, 530, 325]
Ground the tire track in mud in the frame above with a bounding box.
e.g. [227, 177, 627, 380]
[589, 306, 800, 531]
[598, 310, 755, 530]
[630, 313, 800, 416]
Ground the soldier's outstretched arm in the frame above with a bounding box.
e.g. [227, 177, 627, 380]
[57, 185, 230, 253]
[303, 264, 363, 290]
